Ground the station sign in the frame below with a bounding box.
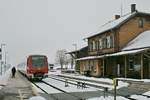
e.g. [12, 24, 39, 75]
[113, 78, 118, 86]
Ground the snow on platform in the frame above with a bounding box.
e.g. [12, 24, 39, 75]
[117, 78, 150, 83]
[0, 68, 12, 88]
[29, 96, 46, 100]
[43, 78, 99, 93]
[49, 71, 129, 90]
[130, 95, 150, 100]
[143, 91, 150, 97]
[1, 71, 35, 100]
[87, 96, 129, 100]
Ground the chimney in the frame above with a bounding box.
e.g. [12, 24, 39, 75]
[131, 4, 136, 13]
[115, 15, 120, 19]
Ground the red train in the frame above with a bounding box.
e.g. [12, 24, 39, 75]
[26, 55, 48, 80]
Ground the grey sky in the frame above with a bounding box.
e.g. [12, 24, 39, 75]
[0, 0, 150, 65]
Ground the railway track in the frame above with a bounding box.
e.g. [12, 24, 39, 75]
[48, 75, 112, 90]
[19, 71, 150, 100]
[41, 80, 84, 100]
[48, 75, 150, 100]
[31, 81, 59, 100]
[31, 80, 86, 100]
[19, 71, 85, 100]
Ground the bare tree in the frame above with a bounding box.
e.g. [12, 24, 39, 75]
[55, 49, 67, 71]
[64, 54, 72, 69]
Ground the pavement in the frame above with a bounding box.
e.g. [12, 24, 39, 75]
[0, 71, 150, 100]
[109, 80, 150, 98]
[0, 71, 37, 100]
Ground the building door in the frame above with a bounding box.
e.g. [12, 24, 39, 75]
[143, 56, 150, 78]
[117, 64, 120, 77]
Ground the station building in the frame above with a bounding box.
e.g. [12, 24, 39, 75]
[69, 4, 150, 79]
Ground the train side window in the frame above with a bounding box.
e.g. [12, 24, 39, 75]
[27, 59, 29, 65]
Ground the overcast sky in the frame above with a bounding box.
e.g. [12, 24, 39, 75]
[0, 0, 150, 65]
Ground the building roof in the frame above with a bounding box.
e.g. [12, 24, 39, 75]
[109, 48, 147, 57]
[76, 55, 104, 61]
[123, 30, 150, 50]
[76, 48, 148, 61]
[66, 46, 88, 54]
[77, 29, 150, 61]
[86, 11, 150, 39]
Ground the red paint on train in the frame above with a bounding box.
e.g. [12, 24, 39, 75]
[26, 55, 48, 79]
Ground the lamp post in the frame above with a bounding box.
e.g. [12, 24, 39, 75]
[1, 43, 6, 75]
[72, 44, 77, 70]
[4, 52, 8, 72]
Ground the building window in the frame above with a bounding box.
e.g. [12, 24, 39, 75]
[102, 38, 107, 49]
[106, 36, 111, 48]
[89, 42, 94, 51]
[129, 56, 134, 70]
[95, 41, 98, 50]
[84, 61, 89, 71]
[110, 35, 114, 48]
[90, 60, 96, 73]
[139, 18, 144, 28]
[89, 60, 94, 71]
[93, 41, 95, 50]
[92, 60, 97, 73]
[99, 39, 102, 49]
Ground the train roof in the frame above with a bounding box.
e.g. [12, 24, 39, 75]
[28, 55, 47, 57]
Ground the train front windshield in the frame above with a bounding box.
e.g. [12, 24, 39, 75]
[31, 56, 46, 67]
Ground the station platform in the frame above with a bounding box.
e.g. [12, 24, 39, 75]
[0, 71, 37, 100]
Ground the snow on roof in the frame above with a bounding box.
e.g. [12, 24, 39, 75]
[76, 48, 147, 61]
[86, 11, 150, 39]
[76, 55, 105, 61]
[108, 48, 147, 56]
[86, 12, 136, 39]
[67, 46, 88, 54]
[123, 30, 150, 50]
[67, 40, 88, 53]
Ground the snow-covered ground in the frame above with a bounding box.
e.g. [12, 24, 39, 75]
[130, 95, 150, 100]
[0, 67, 149, 100]
[43, 78, 99, 93]
[35, 82, 62, 94]
[118, 78, 150, 83]
[87, 96, 129, 100]
[0, 67, 12, 89]
[46, 70, 150, 100]
[29, 96, 46, 100]
[48, 70, 129, 90]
